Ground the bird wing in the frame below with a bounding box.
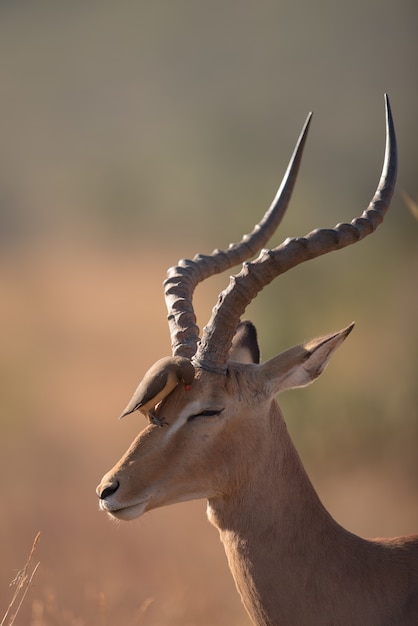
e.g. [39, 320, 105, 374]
[119, 367, 169, 418]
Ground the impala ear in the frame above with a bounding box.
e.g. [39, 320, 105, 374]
[228, 321, 260, 364]
[262, 323, 354, 396]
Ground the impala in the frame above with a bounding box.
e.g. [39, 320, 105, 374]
[97, 96, 418, 626]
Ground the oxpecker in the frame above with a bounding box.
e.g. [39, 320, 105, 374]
[119, 356, 195, 420]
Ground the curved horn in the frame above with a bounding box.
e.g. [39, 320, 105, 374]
[163, 113, 312, 359]
[194, 94, 397, 374]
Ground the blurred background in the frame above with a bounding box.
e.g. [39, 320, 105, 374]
[0, 1, 417, 624]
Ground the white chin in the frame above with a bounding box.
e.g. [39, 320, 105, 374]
[102, 500, 149, 521]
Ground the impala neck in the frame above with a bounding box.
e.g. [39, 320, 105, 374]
[207, 401, 351, 626]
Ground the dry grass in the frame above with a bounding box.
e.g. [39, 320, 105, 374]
[1, 533, 40, 626]
[401, 191, 418, 222]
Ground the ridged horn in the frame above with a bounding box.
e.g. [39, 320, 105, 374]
[163, 113, 312, 359]
[193, 94, 397, 374]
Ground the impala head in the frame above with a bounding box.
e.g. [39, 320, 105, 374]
[97, 96, 397, 523]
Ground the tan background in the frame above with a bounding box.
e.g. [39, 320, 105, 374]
[0, 2, 417, 624]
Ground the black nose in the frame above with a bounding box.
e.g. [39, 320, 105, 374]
[97, 479, 119, 500]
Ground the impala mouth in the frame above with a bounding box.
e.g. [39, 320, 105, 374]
[99, 498, 150, 521]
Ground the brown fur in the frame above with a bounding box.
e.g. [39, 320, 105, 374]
[97, 328, 418, 625]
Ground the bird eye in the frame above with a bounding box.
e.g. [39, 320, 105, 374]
[187, 408, 224, 422]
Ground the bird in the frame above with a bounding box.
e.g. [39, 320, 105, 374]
[119, 356, 195, 420]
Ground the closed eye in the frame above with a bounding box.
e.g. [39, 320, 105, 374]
[187, 408, 224, 422]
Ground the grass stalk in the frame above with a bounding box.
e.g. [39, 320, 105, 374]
[1, 532, 41, 626]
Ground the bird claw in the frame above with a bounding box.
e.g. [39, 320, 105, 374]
[150, 412, 168, 427]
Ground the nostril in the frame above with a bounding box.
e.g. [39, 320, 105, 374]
[98, 480, 120, 500]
